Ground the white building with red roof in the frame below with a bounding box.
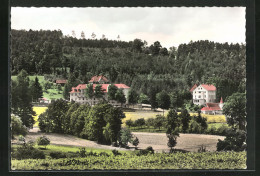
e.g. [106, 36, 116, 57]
[190, 84, 224, 114]
[69, 76, 130, 106]
[201, 97, 224, 115]
[88, 75, 109, 84]
[190, 84, 217, 106]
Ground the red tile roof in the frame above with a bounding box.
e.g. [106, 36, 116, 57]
[56, 79, 67, 84]
[70, 83, 130, 93]
[70, 84, 87, 93]
[201, 103, 221, 111]
[93, 84, 110, 93]
[89, 75, 109, 83]
[114, 84, 130, 89]
[190, 84, 197, 92]
[201, 84, 216, 91]
[220, 97, 223, 103]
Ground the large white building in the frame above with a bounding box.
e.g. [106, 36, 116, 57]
[190, 84, 224, 115]
[190, 84, 217, 106]
[69, 76, 130, 106]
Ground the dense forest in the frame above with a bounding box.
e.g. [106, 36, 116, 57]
[11, 29, 246, 102]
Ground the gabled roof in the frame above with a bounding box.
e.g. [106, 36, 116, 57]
[70, 84, 87, 93]
[70, 83, 130, 93]
[201, 84, 216, 91]
[56, 79, 67, 84]
[93, 84, 110, 93]
[190, 84, 197, 92]
[114, 84, 130, 89]
[89, 75, 109, 83]
[220, 97, 223, 103]
[201, 103, 221, 111]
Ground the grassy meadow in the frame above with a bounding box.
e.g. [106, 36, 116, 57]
[123, 111, 226, 124]
[11, 75, 64, 100]
[33, 106, 48, 127]
[11, 150, 246, 170]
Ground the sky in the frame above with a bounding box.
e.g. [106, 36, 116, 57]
[11, 7, 245, 48]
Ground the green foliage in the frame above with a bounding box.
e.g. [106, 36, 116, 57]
[94, 84, 105, 98]
[127, 89, 139, 105]
[166, 109, 180, 150]
[36, 136, 50, 148]
[154, 115, 165, 131]
[107, 84, 118, 100]
[38, 99, 69, 133]
[112, 149, 121, 156]
[156, 91, 170, 114]
[217, 129, 246, 152]
[50, 151, 67, 159]
[189, 119, 203, 134]
[195, 111, 208, 132]
[12, 143, 45, 160]
[30, 76, 43, 102]
[70, 104, 90, 137]
[85, 84, 94, 99]
[11, 151, 246, 170]
[132, 137, 139, 149]
[179, 109, 191, 133]
[125, 119, 134, 128]
[11, 70, 35, 128]
[115, 89, 126, 105]
[11, 115, 28, 138]
[81, 103, 125, 144]
[223, 93, 246, 131]
[119, 128, 132, 147]
[138, 93, 149, 104]
[134, 118, 145, 128]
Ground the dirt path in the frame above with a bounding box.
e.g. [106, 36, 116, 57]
[131, 132, 225, 152]
[13, 128, 225, 152]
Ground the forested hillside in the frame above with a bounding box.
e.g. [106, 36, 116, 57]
[11, 29, 245, 102]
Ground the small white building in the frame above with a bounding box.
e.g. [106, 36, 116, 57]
[190, 84, 217, 106]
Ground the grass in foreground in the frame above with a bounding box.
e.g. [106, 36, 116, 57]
[11, 151, 246, 170]
[123, 111, 226, 125]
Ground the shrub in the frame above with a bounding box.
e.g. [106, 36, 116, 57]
[50, 151, 67, 159]
[119, 128, 132, 147]
[206, 125, 217, 135]
[78, 148, 86, 157]
[134, 118, 145, 128]
[112, 149, 121, 156]
[37, 136, 50, 149]
[98, 152, 110, 157]
[198, 145, 207, 152]
[135, 146, 154, 156]
[12, 143, 45, 160]
[132, 137, 139, 149]
[217, 129, 246, 152]
[189, 119, 202, 133]
[11, 115, 28, 138]
[216, 125, 229, 136]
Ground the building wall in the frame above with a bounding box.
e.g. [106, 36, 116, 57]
[70, 88, 129, 106]
[192, 85, 216, 105]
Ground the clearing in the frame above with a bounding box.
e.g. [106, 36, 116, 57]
[13, 127, 224, 152]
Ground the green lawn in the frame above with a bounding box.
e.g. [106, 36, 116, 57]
[11, 151, 246, 170]
[11, 75, 64, 100]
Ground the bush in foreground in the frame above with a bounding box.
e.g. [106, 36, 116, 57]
[37, 136, 50, 149]
[11, 143, 45, 160]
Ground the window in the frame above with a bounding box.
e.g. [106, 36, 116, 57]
[198, 95, 201, 98]
[198, 91, 201, 93]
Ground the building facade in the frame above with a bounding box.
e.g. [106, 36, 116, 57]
[190, 84, 224, 114]
[69, 76, 130, 106]
[190, 84, 217, 106]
